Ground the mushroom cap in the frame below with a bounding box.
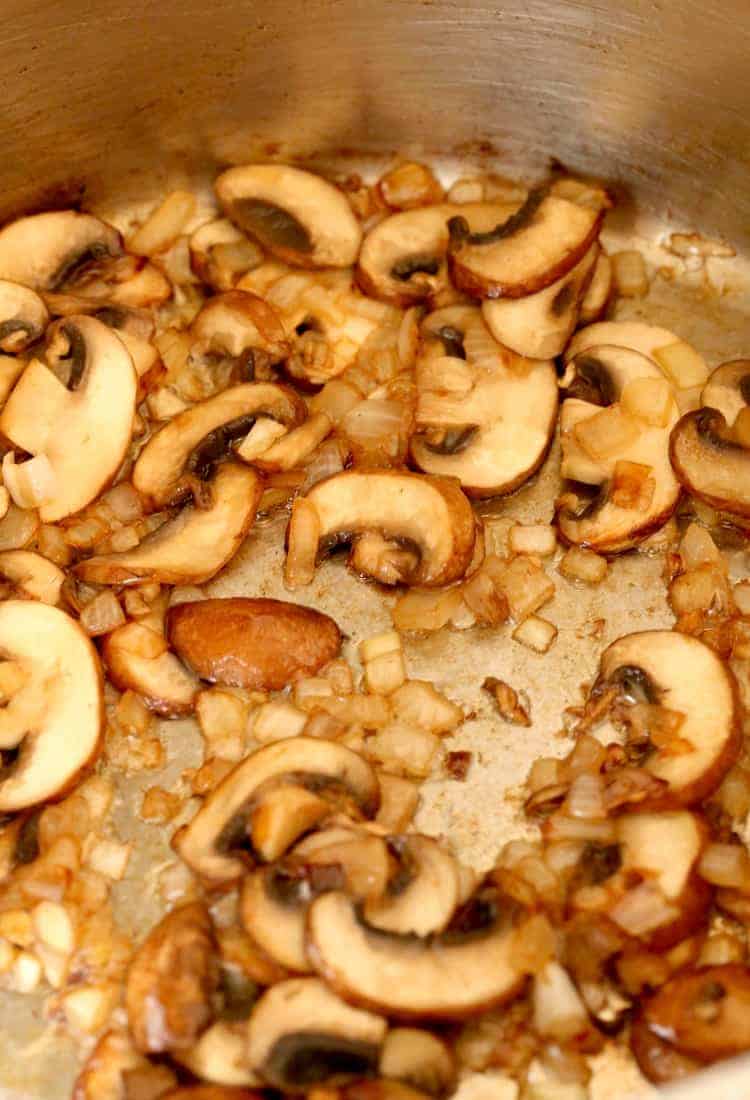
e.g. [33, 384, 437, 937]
[173, 737, 380, 882]
[215, 165, 362, 269]
[597, 630, 740, 807]
[0, 210, 122, 290]
[306, 888, 530, 1019]
[0, 280, 49, 351]
[75, 463, 262, 586]
[0, 315, 137, 522]
[247, 977, 387, 1090]
[0, 601, 103, 812]
[133, 383, 305, 507]
[701, 359, 750, 425]
[298, 469, 477, 587]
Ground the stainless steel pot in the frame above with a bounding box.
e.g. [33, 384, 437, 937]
[1, 2, 750, 1097]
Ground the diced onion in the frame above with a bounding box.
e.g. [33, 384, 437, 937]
[609, 882, 678, 936]
[653, 340, 709, 389]
[129, 190, 197, 256]
[611, 250, 649, 297]
[698, 843, 750, 889]
[565, 773, 606, 820]
[79, 590, 126, 637]
[392, 586, 463, 633]
[533, 961, 590, 1041]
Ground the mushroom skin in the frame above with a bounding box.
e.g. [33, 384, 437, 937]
[0, 280, 49, 351]
[289, 469, 478, 588]
[0, 210, 122, 291]
[125, 902, 219, 1055]
[670, 404, 750, 518]
[592, 630, 741, 808]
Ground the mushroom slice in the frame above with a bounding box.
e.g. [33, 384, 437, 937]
[0, 280, 49, 351]
[700, 358, 750, 426]
[126, 902, 219, 1054]
[247, 977, 387, 1090]
[175, 1021, 261, 1088]
[0, 601, 103, 812]
[75, 463, 262, 586]
[447, 189, 603, 300]
[288, 469, 477, 588]
[564, 320, 702, 369]
[411, 309, 558, 497]
[215, 165, 362, 268]
[481, 243, 598, 359]
[363, 836, 461, 937]
[632, 964, 750, 1077]
[357, 202, 518, 306]
[0, 550, 64, 604]
[102, 621, 198, 717]
[191, 290, 289, 360]
[173, 737, 380, 882]
[133, 383, 305, 507]
[593, 630, 740, 807]
[0, 315, 137, 522]
[567, 811, 710, 950]
[190, 218, 262, 290]
[379, 1029, 455, 1097]
[579, 251, 612, 325]
[307, 885, 530, 1019]
[0, 210, 122, 291]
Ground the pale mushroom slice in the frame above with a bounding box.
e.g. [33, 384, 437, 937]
[307, 885, 530, 1019]
[174, 1021, 261, 1088]
[564, 319, 707, 375]
[132, 383, 305, 508]
[0, 601, 103, 812]
[0, 550, 64, 604]
[379, 1029, 455, 1097]
[287, 469, 478, 588]
[189, 218, 262, 289]
[592, 630, 740, 808]
[247, 978, 387, 1091]
[0, 280, 49, 351]
[102, 620, 199, 718]
[173, 737, 380, 883]
[0, 210, 122, 290]
[363, 836, 461, 937]
[0, 315, 137, 522]
[447, 189, 604, 300]
[556, 344, 681, 551]
[410, 307, 558, 497]
[357, 202, 519, 306]
[215, 164, 362, 268]
[190, 290, 289, 361]
[75, 463, 262, 586]
[578, 251, 613, 325]
[481, 243, 598, 359]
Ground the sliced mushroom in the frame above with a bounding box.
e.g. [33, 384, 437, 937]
[481, 243, 598, 359]
[567, 811, 711, 950]
[173, 737, 380, 882]
[593, 630, 740, 807]
[306, 885, 530, 1019]
[357, 202, 518, 306]
[0, 211, 122, 291]
[215, 165, 362, 268]
[565, 319, 701, 368]
[125, 902, 219, 1054]
[0, 601, 103, 812]
[447, 189, 603, 300]
[102, 620, 199, 717]
[578, 251, 612, 324]
[0, 550, 64, 604]
[363, 836, 461, 936]
[670, 360, 750, 516]
[556, 344, 680, 551]
[411, 308, 558, 497]
[0, 280, 49, 351]
[75, 463, 262, 586]
[175, 1021, 262, 1089]
[133, 383, 305, 507]
[379, 1029, 455, 1097]
[191, 290, 289, 360]
[167, 597, 341, 690]
[190, 218, 262, 290]
[631, 964, 750, 1080]
[287, 469, 477, 588]
[247, 977, 387, 1090]
[0, 315, 137, 521]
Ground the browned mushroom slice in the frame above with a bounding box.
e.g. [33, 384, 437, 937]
[379, 1028, 455, 1097]
[363, 836, 461, 937]
[125, 902, 219, 1054]
[102, 620, 199, 718]
[75, 463, 262, 586]
[307, 885, 531, 1019]
[0, 211, 122, 291]
[191, 290, 289, 361]
[592, 630, 740, 808]
[166, 597, 341, 691]
[670, 410, 748, 510]
[133, 383, 305, 507]
[247, 977, 387, 1091]
[447, 190, 603, 300]
[0, 280, 49, 351]
[286, 469, 477, 588]
[357, 202, 519, 306]
[481, 244, 598, 359]
[631, 964, 750, 1080]
[173, 737, 380, 883]
[0, 315, 137, 522]
[215, 165, 362, 268]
